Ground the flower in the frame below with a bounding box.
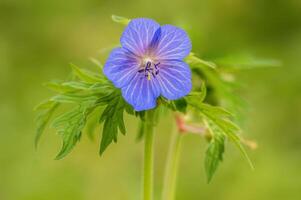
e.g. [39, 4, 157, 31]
[104, 18, 192, 111]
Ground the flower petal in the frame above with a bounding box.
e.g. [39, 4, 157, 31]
[120, 18, 160, 56]
[121, 73, 160, 111]
[155, 25, 192, 60]
[156, 60, 192, 100]
[103, 47, 139, 88]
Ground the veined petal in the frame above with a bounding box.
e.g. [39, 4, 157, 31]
[156, 60, 192, 100]
[103, 48, 139, 88]
[121, 18, 160, 56]
[155, 25, 192, 60]
[121, 73, 160, 111]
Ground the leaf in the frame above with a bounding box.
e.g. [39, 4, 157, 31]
[35, 61, 135, 159]
[136, 111, 146, 121]
[191, 59, 246, 120]
[173, 98, 187, 113]
[202, 109, 253, 169]
[204, 120, 225, 183]
[186, 98, 253, 169]
[124, 103, 135, 115]
[85, 107, 102, 140]
[43, 81, 72, 93]
[89, 57, 103, 70]
[34, 101, 59, 148]
[118, 107, 126, 135]
[186, 52, 247, 117]
[61, 81, 95, 91]
[185, 52, 217, 69]
[226, 131, 254, 170]
[99, 92, 127, 155]
[136, 120, 145, 141]
[112, 15, 131, 25]
[159, 97, 187, 114]
[214, 54, 281, 70]
[44, 81, 93, 93]
[34, 100, 57, 111]
[185, 93, 206, 105]
[185, 81, 207, 105]
[159, 97, 176, 111]
[200, 81, 207, 102]
[199, 103, 234, 118]
[51, 94, 99, 104]
[51, 104, 96, 159]
[70, 63, 105, 83]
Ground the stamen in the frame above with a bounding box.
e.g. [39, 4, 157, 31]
[138, 60, 160, 80]
[146, 61, 151, 69]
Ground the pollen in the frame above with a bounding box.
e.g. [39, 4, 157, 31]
[147, 72, 151, 80]
[138, 59, 160, 81]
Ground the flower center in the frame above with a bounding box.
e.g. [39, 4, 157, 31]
[138, 58, 160, 81]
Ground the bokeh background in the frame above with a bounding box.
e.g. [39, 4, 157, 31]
[0, 0, 301, 199]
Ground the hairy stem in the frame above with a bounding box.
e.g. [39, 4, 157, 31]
[144, 111, 155, 200]
[162, 123, 183, 200]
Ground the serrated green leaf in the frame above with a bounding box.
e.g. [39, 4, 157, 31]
[118, 108, 126, 135]
[226, 131, 254, 170]
[52, 104, 96, 159]
[173, 98, 187, 113]
[186, 99, 253, 169]
[135, 111, 146, 121]
[44, 81, 94, 93]
[159, 97, 188, 114]
[99, 92, 126, 155]
[61, 81, 94, 90]
[199, 103, 234, 118]
[214, 54, 281, 70]
[89, 57, 103, 70]
[136, 120, 145, 141]
[186, 83, 207, 105]
[185, 52, 217, 69]
[51, 94, 99, 104]
[124, 103, 135, 115]
[34, 101, 59, 148]
[188, 52, 247, 119]
[70, 63, 105, 83]
[200, 81, 207, 102]
[85, 107, 102, 140]
[159, 97, 176, 111]
[204, 121, 225, 183]
[111, 15, 131, 25]
[35, 62, 127, 159]
[43, 81, 72, 93]
[34, 99, 57, 111]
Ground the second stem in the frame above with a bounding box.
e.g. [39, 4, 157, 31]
[162, 124, 183, 200]
[144, 111, 155, 200]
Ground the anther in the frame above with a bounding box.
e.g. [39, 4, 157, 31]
[139, 60, 160, 80]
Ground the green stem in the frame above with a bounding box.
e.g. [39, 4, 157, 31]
[162, 124, 183, 200]
[144, 111, 155, 200]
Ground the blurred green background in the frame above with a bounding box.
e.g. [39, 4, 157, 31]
[0, 0, 301, 199]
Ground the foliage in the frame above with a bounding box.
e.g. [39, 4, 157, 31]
[35, 15, 278, 181]
[204, 121, 225, 183]
[35, 63, 132, 159]
[184, 51, 278, 181]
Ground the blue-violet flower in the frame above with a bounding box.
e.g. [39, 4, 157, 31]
[104, 18, 192, 111]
